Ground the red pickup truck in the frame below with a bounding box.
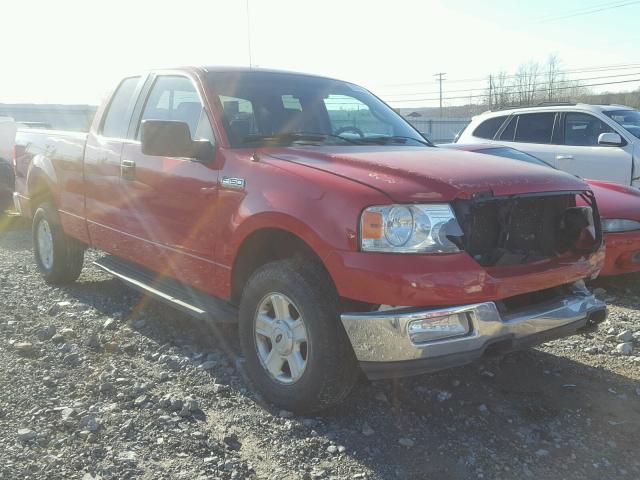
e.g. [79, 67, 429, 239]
[14, 67, 606, 412]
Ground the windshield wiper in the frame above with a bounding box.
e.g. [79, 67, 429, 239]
[242, 132, 362, 146]
[357, 135, 431, 146]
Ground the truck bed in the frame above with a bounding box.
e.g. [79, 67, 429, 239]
[14, 128, 88, 239]
[15, 128, 88, 184]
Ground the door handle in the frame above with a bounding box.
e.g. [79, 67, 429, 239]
[121, 159, 136, 180]
[556, 155, 574, 161]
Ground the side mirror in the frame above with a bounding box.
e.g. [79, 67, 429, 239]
[598, 132, 623, 147]
[141, 120, 213, 162]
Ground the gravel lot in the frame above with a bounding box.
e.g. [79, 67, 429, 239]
[1, 213, 639, 480]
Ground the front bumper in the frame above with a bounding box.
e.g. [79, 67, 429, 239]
[341, 283, 606, 379]
[601, 231, 640, 276]
[324, 248, 605, 307]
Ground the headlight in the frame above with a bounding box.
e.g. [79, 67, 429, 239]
[601, 218, 640, 233]
[360, 204, 463, 253]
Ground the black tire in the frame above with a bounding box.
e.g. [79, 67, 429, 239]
[239, 259, 359, 413]
[32, 202, 84, 284]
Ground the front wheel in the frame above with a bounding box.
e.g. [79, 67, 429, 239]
[32, 202, 84, 284]
[239, 259, 358, 413]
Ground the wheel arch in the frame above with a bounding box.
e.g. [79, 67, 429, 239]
[230, 226, 335, 305]
[26, 156, 59, 214]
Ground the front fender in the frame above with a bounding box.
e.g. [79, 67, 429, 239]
[215, 149, 393, 298]
[230, 211, 335, 264]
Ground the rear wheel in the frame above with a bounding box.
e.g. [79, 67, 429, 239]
[32, 202, 84, 284]
[239, 259, 358, 413]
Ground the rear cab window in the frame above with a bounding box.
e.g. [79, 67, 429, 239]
[218, 95, 258, 144]
[100, 77, 141, 138]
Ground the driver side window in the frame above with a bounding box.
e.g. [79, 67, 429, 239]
[323, 95, 393, 137]
[564, 112, 613, 146]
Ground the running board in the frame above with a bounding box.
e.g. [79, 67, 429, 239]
[93, 255, 238, 323]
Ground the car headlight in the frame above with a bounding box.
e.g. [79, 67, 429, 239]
[360, 204, 463, 253]
[601, 218, 640, 233]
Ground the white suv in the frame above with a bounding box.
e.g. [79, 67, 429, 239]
[456, 103, 640, 187]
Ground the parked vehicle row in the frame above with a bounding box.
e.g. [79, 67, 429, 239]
[456, 103, 640, 188]
[12, 67, 610, 411]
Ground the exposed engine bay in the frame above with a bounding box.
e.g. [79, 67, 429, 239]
[452, 191, 601, 267]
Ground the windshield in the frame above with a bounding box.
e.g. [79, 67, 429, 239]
[603, 109, 640, 139]
[475, 147, 554, 168]
[207, 71, 428, 148]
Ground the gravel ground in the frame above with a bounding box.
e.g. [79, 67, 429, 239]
[1, 214, 639, 480]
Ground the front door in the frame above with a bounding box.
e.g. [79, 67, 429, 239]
[119, 74, 222, 296]
[556, 112, 633, 184]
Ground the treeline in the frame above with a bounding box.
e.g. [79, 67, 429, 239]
[424, 56, 640, 117]
[577, 89, 640, 109]
[487, 55, 587, 109]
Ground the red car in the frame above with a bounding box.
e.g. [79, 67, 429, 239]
[443, 144, 640, 276]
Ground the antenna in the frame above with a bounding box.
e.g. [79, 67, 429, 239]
[246, 0, 253, 69]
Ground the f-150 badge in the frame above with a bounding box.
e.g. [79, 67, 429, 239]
[220, 176, 245, 190]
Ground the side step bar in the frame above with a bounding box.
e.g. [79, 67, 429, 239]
[94, 255, 238, 323]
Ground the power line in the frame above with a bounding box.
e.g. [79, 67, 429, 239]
[374, 62, 640, 88]
[384, 77, 640, 104]
[532, 0, 638, 20]
[534, 0, 640, 23]
[382, 71, 640, 98]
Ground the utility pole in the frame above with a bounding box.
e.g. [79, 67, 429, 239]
[488, 75, 493, 110]
[435, 72, 446, 117]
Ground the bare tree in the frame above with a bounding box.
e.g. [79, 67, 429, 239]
[495, 71, 513, 107]
[515, 61, 540, 105]
[486, 71, 514, 109]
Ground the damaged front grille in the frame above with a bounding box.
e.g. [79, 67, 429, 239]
[452, 191, 601, 267]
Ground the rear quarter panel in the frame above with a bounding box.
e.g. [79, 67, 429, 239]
[15, 129, 89, 243]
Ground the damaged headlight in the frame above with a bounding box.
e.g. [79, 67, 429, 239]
[601, 218, 640, 233]
[360, 204, 463, 253]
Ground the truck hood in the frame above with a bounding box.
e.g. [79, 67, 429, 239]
[265, 146, 590, 202]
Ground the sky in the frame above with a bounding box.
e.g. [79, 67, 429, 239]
[1, 0, 638, 107]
